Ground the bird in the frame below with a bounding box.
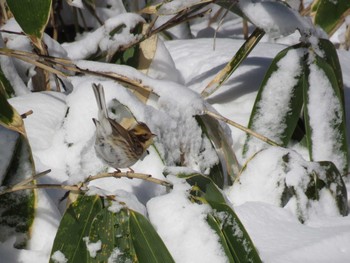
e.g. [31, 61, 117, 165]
[92, 83, 155, 170]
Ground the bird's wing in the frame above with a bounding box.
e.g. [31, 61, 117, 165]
[108, 117, 134, 144]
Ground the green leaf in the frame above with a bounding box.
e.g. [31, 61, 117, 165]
[0, 83, 25, 135]
[49, 195, 103, 263]
[318, 161, 348, 216]
[201, 28, 265, 98]
[207, 214, 235, 263]
[303, 53, 348, 174]
[243, 44, 306, 157]
[110, 22, 142, 66]
[317, 38, 345, 106]
[88, 207, 137, 263]
[314, 0, 350, 35]
[0, 128, 36, 248]
[6, 0, 52, 40]
[0, 66, 15, 98]
[180, 173, 262, 263]
[129, 210, 175, 263]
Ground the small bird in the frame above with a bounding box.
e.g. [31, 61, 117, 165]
[92, 83, 155, 170]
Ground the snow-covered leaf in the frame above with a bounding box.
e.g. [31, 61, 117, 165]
[180, 173, 262, 262]
[0, 128, 36, 248]
[50, 195, 103, 263]
[303, 52, 348, 174]
[88, 206, 136, 263]
[239, 0, 312, 38]
[230, 147, 347, 222]
[317, 161, 348, 216]
[314, 0, 350, 35]
[196, 114, 240, 187]
[243, 44, 306, 158]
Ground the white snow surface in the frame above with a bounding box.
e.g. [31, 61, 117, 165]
[1, 24, 350, 263]
[246, 48, 305, 156]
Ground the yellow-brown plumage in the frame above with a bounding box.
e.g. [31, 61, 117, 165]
[92, 83, 155, 169]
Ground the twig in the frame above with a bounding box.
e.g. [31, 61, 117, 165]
[204, 110, 281, 147]
[0, 184, 81, 196]
[20, 110, 33, 119]
[86, 172, 173, 188]
[0, 171, 172, 196]
[14, 169, 52, 187]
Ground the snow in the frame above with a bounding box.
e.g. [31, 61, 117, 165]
[246, 48, 305, 156]
[83, 237, 102, 258]
[307, 62, 346, 172]
[1, 4, 350, 263]
[51, 250, 68, 263]
[239, 0, 312, 38]
[147, 176, 228, 263]
[228, 147, 342, 221]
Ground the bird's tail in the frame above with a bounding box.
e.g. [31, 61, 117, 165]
[92, 83, 108, 120]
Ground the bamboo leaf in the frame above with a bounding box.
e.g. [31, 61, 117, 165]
[206, 214, 235, 263]
[129, 210, 175, 263]
[7, 0, 52, 41]
[195, 115, 240, 187]
[314, 0, 350, 35]
[317, 38, 345, 106]
[243, 44, 306, 157]
[49, 195, 103, 263]
[303, 53, 348, 175]
[88, 207, 137, 263]
[318, 161, 348, 216]
[0, 87, 26, 136]
[0, 129, 36, 248]
[180, 173, 262, 262]
[201, 28, 265, 98]
[0, 66, 15, 98]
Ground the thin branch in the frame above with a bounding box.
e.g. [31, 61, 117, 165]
[14, 169, 52, 187]
[86, 172, 173, 188]
[0, 184, 80, 196]
[204, 110, 282, 147]
[0, 171, 172, 196]
[20, 110, 33, 119]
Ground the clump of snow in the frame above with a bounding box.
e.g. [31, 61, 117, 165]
[307, 61, 346, 173]
[245, 48, 305, 157]
[85, 186, 107, 197]
[51, 250, 68, 263]
[63, 14, 144, 60]
[107, 248, 122, 263]
[157, 0, 206, 15]
[108, 201, 124, 213]
[147, 175, 227, 263]
[68, 0, 84, 9]
[228, 147, 343, 221]
[83, 237, 102, 258]
[239, 0, 313, 38]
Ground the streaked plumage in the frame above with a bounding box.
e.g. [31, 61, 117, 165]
[92, 83, 154, 169]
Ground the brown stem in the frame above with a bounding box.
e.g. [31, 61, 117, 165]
[204, 110, 281, 147]
[21, 110, 33, 119]
[86, 172, 172, 187]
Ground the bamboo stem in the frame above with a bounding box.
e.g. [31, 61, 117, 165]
[204, 110, 281, 147]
